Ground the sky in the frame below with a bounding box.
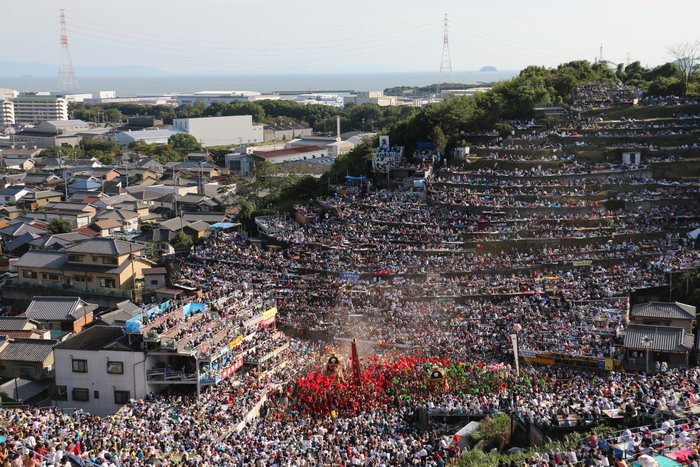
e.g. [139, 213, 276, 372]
[2, 0, 699, 74]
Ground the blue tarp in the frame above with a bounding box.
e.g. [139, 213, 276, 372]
[210, 222, 238, 229]
[345, 176, 366, 181]
[125, 315, 143, 333]
[183, 303, 205, 317]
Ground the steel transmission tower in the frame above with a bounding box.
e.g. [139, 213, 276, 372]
[58, 9, 79, 92]
[437, 13, 453, 94]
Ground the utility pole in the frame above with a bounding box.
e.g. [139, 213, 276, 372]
[172, 166, 178, 220]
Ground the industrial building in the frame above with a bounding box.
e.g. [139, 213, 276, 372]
[343, 91, 397, 107]
[11, 120, 91, 148]
[263, 124, 313, 142]
[175, 91, 279, 106]
[172, 115, 263, 147]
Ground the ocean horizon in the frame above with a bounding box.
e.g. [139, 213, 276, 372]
[0, 70, 519, 97]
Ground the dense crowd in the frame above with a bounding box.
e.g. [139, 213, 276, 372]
[1, 101, 699, 466]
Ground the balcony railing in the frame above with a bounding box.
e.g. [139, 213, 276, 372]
[146, 368, 197, 382]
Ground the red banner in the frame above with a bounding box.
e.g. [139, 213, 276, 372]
[220, 358, 244, 380]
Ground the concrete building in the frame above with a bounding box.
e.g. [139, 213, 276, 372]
[343, 91, 397, 107]
[1, 99, 15, 126]
[11, 96, 68, 124]
[224, 153, 256, 177]
[54, 301, 281, 416]
[54, 326, 145, 416]
[172, 115, 263, 147]
[263, 124, 313, 142]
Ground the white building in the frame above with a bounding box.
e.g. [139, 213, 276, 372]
[113, 129, 185, 147]
[293, 93, 344, 107]
[172, 115, 263, 147]
[0, 89, 18, 100]
[175, 91, 279, 106]
[11, 96, 68, 124]
[54, 326, 147, 417]
[0, 99, 14, 126]
[85, 96, 174, 106]
[343, 91, 397, 107]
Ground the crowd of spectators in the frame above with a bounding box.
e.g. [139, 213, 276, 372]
[0, 98, 699, 466]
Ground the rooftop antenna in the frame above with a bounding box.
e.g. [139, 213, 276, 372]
[437, 13, 453, 95]
[58, 9, 79, 92]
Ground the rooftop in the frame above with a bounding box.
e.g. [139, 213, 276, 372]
[623, 324, 695, 353]
[253, 145, 326, 159]
[631, 302, 696, 320]
[0, 338, 56, 363]
[24, 296, 97, 322]
[54, 326, 137, 352]
[65, 237, 144, 255]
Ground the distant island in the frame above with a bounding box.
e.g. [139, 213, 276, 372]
[480, 66, 498, 72]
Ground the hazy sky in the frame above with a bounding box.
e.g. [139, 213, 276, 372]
[3, 0, 699, 74]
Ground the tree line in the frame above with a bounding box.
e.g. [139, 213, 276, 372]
[68, 99, 419, 136]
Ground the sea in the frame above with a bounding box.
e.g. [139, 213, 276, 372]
[0, 71, 519, 96]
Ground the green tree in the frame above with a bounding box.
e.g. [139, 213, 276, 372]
[140, 223, 157, 233]
[429, 126, 447, 155]
[170, 231, 193, 250]
[168, 133, 203, 153]
[42, 145, 84, 160]
[47, 219, 73, 234]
